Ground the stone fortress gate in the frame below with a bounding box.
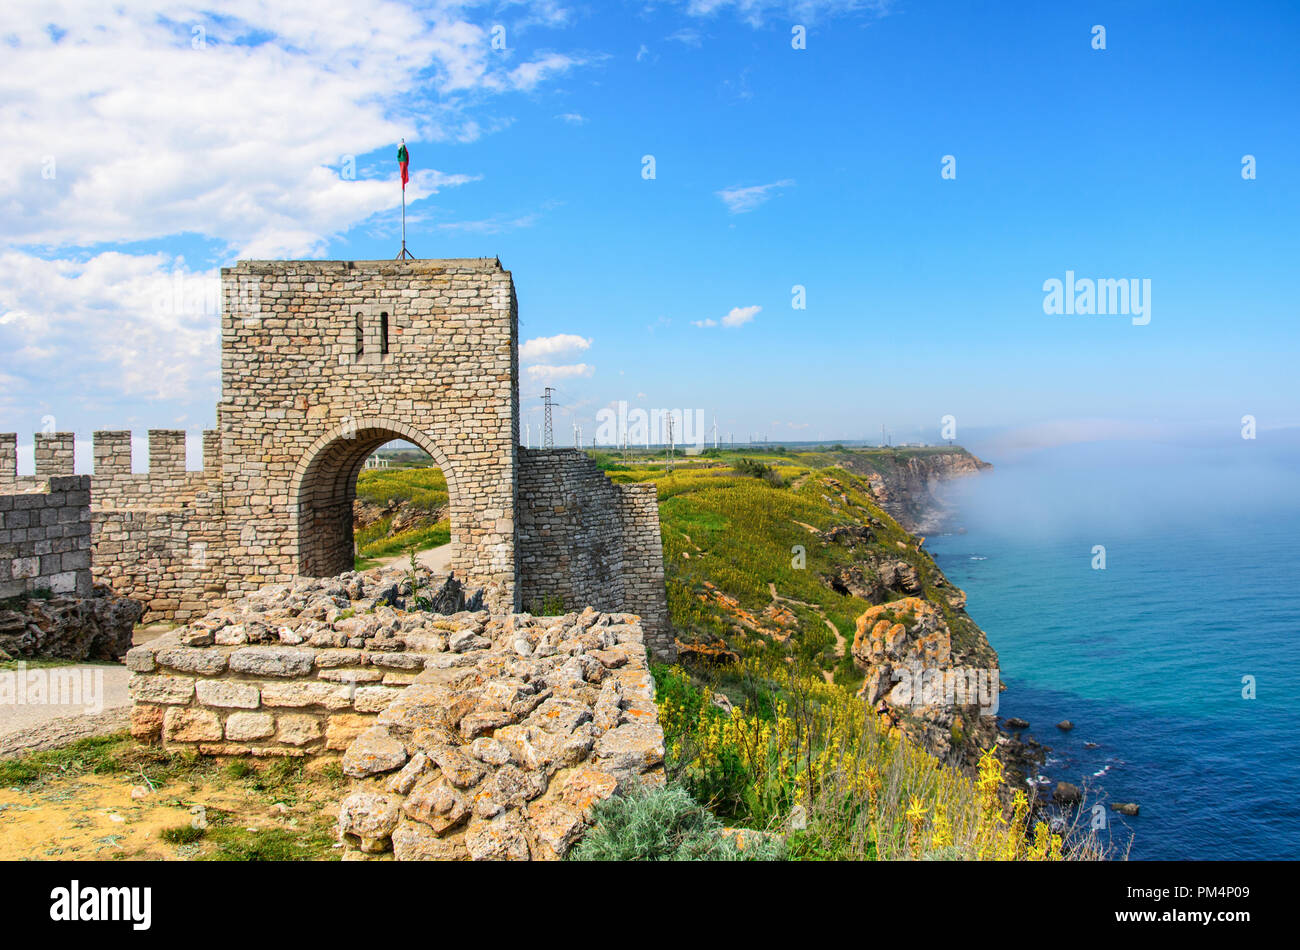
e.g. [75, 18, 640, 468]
[0, 259, 671, 658]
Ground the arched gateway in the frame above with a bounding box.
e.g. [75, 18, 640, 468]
[218, 259, 520, 606]
[291, 419, 459, 578]
[0, 258, 671, 658]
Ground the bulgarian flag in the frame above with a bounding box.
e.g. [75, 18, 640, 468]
[398, 140, 410, 190]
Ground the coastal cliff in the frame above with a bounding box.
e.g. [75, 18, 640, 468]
[835, 448, 992, 534]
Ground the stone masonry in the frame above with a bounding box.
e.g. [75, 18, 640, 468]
[126, 562, 666, 860]
[0, 473, 93, 600]
[0, 259, 672, 657]
[517, 449, 670, 655]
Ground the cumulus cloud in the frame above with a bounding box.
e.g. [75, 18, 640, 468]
[716, 180, 795, 214]
[0, 250, 220, 424]
[722, 305, 761, 327]
[0, 0, 586, 257]
[695, 305, 760, 329]
[520, 333, 592, 362]
[526, 363, 595, 382]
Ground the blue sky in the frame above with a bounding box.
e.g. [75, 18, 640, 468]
[1, 0, 1297, 467]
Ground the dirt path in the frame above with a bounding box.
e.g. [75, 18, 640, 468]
[375, 542, 454, 574]
[765, 582, 847, 681]
[0, 624, 171, 755]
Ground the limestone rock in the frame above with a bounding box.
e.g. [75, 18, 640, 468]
[342, 726, 409, 778]
[403, 776, 470, 835]
[338, 792, 401, 853]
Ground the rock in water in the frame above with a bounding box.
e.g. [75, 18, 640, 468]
[1052, 781, 1083, 805]
[1110, 802, 1140, 816]
[1057, 720, 1074, 731]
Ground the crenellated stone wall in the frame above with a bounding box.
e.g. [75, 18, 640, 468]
[0, 258, 674, 658]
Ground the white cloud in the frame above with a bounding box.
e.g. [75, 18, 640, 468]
[520, 333, 592, 362]
[0, 250, 220, 415]
[716, 180, 795, 214]
[694, 305, 760, 328]
[526, 363, 595, 382]
[0, 0, 586, 257]
[555, 113, 587, 124]
[723, 305, 760, 327]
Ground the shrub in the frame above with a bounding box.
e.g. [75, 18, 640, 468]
[655, 662, 1103, 861]
[570, 783, 783, 861]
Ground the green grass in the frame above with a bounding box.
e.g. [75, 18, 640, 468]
[159, 824, 206, 845]
[355, 466, 448, 510]
[0, 733, 185, 788]
[200, 825, 338, 862]
[355, 521, 451, 562]
[352, 466, 451, 568]
[608, 446, 988, 677]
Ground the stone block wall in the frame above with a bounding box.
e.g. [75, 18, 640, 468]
[518, 449, 625, 610]
[518, 449, 672, 659]
[615, 482, 673, 659]
[0, 260, 671, 643]
[0, 475, 93, 600]
[0, 430, 225, 623]
[126, 629, 416, 757]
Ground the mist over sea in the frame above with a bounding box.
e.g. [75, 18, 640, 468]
[926, 434, 1300, 860]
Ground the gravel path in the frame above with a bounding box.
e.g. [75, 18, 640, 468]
[0, 624, 171, 756]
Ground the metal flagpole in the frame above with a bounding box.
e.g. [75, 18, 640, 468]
[397, 138, 414, 260]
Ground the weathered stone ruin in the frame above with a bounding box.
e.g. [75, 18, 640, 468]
[0, 258, 674, 856]
[0, 258, 672, 659]
[126, 564, 665, 860]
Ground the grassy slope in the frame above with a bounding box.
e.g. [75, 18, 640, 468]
[353, 466, 450, 566]
[604, 447, 993, 683]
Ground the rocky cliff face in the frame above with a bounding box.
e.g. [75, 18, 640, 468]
[840, 449, 991, 535]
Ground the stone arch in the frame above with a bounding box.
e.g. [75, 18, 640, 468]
[291, 418, 460, 578]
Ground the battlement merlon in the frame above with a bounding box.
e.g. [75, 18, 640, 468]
[0, 430, 219, 486]
[35, 432, 75, 476]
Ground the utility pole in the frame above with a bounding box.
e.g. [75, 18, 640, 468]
[665, 414, 675, 473]
[543, 388, 554, 448]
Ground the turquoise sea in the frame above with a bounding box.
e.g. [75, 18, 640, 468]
[926, 437, 1300, 860]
